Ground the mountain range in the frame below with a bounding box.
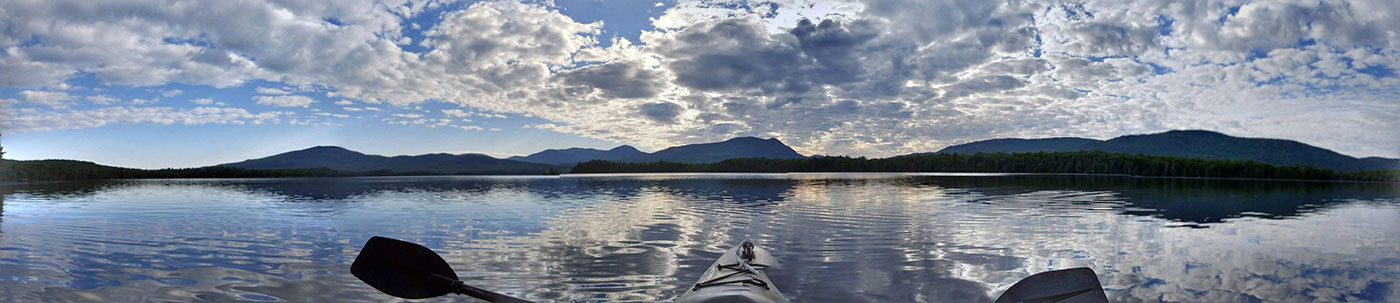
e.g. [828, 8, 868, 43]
[625, 137, 806, 164]
[930, 130, 1398, 172]
[218, 130, 1396, 174]
[220, 137, 808, 173]
[507, 137, 806, 165]
[506, 146, 646, 165]
[220, 146, 558, 174]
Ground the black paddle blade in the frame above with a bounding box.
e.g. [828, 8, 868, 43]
[352, 236, 459, 299]
[994, 267, 1108, 303]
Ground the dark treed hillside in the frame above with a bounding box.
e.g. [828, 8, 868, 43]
[932, 130, 1399, 172]
[0, 158, 574, 182]
[219, 146, 557, 174]
[571, 151, 1399, 182]
[931, 137, 1102, 154]
[0, 159, 361, 181]
[510, 137, 808, 165]
[623, 137, 806, 164]
[508, 145, 645, 165]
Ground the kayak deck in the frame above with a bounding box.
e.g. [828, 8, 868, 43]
[675, 240, 789, 303]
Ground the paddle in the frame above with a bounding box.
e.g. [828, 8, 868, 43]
[993, 267, 1109, 303]
[352, 236, 1108, 303]
[350, 236, 534, 303]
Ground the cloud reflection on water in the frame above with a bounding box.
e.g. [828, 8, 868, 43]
[0, 174, 1395, 302]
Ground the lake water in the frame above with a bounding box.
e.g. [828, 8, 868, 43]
[0, 174, 1396, 302]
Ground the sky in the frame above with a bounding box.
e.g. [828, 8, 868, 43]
[0, 0, 1397, 169]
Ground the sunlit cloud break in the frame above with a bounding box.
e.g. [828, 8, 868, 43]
[1, 0, 1397, 160]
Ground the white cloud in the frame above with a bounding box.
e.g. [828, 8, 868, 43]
[159, 89, 183, 97]
[442, 109, 472, 117]
[190, 98, 214, 105]
[18, 90, 74, 108]
[391, 113, 423, 119]
[440, 109, 503, 119]
[1, 106, 287, 133]
[314, 112, 350, 119]
[256, 87, 292, 95]
[253, 95, 315, 108]
[85, 95, 120, 105]
[334, 99, 353, 105]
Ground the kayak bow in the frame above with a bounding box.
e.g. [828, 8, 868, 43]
[675, 240, 790, 303]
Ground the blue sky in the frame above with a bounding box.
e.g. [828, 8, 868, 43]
[2, 0, 1398, 168]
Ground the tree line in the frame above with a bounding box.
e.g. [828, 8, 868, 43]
[0, 159, 550, 182]
[0, 160, 358, 181]
[570, 151, 1399, 182]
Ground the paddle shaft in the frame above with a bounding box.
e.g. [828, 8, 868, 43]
[415, 271, 534, 303]
[406, 271, 527, 303]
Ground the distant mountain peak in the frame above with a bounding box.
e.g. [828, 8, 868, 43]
[609, 145, 641, 153]
[725, 136, 778, 142]
[1156, 129, 1230, 137]
[287, 145, 364, 156]
[628, 136, 805, 163]
[303, 145, 354, 151]
[508, 144, 647, 165]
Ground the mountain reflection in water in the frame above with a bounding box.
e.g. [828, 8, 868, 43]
[0, 174, 1395, 302]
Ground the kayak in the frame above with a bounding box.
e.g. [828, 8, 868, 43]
[675, 240, 790, 303]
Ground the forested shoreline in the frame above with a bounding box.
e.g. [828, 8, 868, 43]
[569, 151, 1399, 182]
[0, 159, 551, 182]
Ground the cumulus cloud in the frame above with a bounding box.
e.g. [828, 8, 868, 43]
[253, 95, 315, 108]
[256, 87, 292, 95]
[190, 98, 214, 105]
[441, 109, 471, 117]
[644, 17, 883, 97]
[556, 61, 666, 99]
[1, 0, 1396, 158]
[655, 18, 808, 92]
[640, 102, 684, 124]
[18, 90, 74, 108]
[85, 95, 121, 105]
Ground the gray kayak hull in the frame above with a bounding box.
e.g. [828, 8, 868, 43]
[675, 240, 789, 303]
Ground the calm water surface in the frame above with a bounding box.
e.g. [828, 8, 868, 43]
[0, 174, 1397, 302]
